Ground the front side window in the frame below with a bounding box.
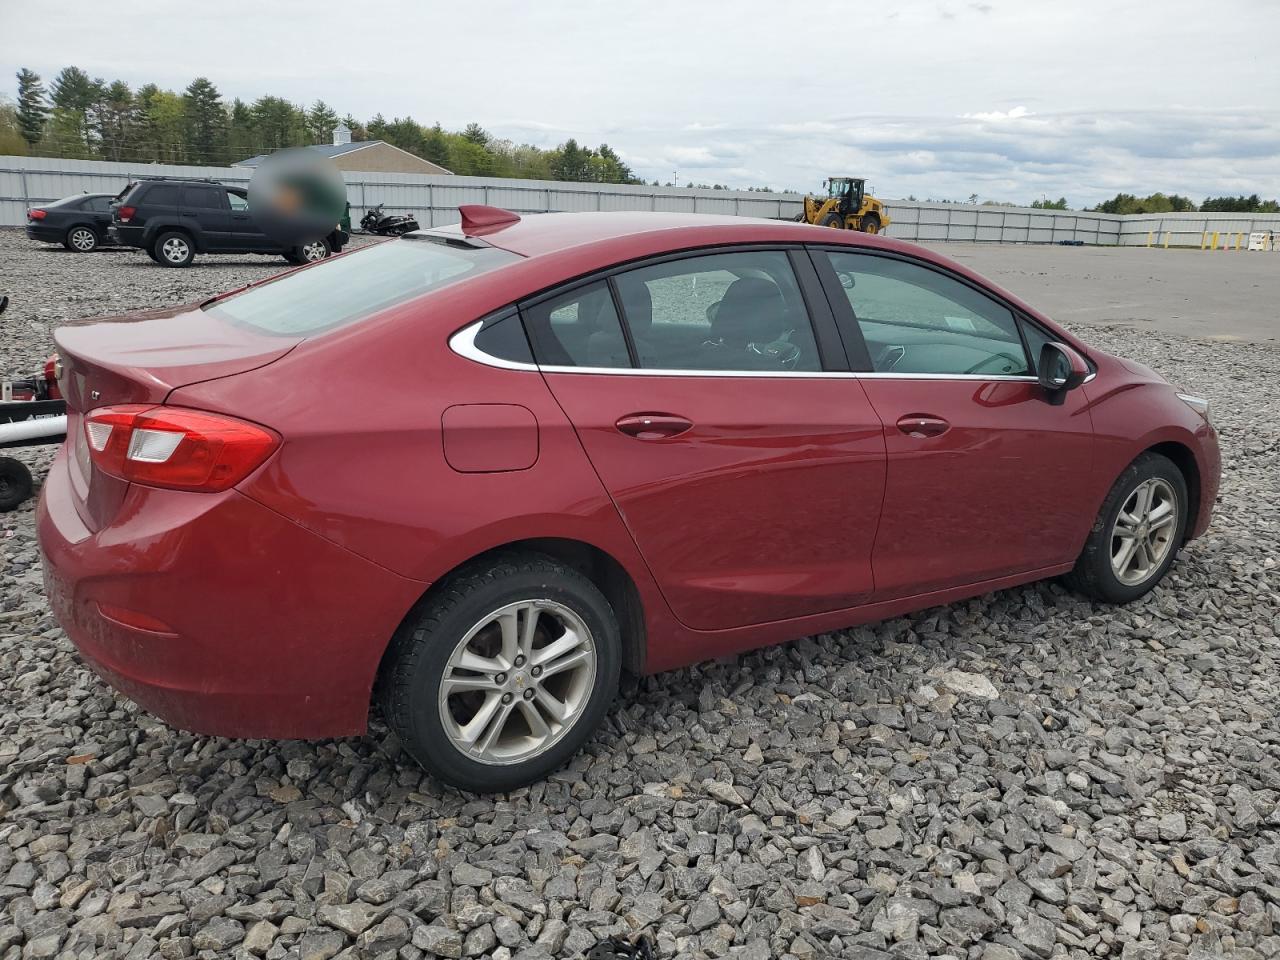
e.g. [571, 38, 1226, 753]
[521, 282, 631, 369]
[824, 251, 1030, 377]
[613, 250, 822, 372]
[227, 191, 250, 211]
[205, 235, 519, 335]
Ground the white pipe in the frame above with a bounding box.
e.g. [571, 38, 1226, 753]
[0, 415, 67, 444]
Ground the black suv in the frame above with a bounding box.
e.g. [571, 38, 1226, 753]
[110, 178, 348, 268]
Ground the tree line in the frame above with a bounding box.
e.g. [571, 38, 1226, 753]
[4, 66, 642, 184]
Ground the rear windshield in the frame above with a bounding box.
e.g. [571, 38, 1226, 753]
[204, 236, 520, 335]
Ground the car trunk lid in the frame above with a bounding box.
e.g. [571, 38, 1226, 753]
[54, 303, 300, 531]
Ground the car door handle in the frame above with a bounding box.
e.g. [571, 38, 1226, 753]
[615, 413, 693, 440]
[181, 212, 197, 217]
[896, 414, 950, 438]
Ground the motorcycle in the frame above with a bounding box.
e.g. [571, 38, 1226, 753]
[359, 203, 419, 236]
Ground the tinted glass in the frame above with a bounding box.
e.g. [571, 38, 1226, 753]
[145, 185, 180, 206]
[1020, 320, 1055, 374]
[825, 252, 1030, 376]
[45, 195, 83, 209]
[473, 312, 534, 365]
[613, 250, 821, 372]
[227, 192, 250, 211]
[182, 187, 226, 210]
[205, 236, 520, 335]
[85, 196, 111, 213]
[522, 282, 630, 368]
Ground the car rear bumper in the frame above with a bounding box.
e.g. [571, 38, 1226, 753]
[25, 224, 64, 243]
[37, 445, 426, 739]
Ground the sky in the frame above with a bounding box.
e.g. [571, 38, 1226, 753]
[2, 0, 1278, 206]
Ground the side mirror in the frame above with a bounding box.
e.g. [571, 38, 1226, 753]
[1038, 342, 1088, 404]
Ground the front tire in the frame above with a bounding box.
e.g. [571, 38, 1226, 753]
[820, 212, 845, 229]
[1065, 452, 1187, 603]
[861, 213, 882, 234]
[153, 231, 194, 268]
[379, 553, 622, 792]
[64, 226, 98, 252]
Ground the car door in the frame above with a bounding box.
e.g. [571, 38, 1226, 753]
[814, 248, 1096, 600]
[225, 190, 265, 250]
[83, 196, 114, 240]
[523, 247, 887, 631]
[181, 185, 234, 250]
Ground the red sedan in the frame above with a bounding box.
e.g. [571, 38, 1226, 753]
[38, 207, 1219, 792]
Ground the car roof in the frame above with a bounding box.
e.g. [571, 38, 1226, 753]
[423, 210, 901, 260]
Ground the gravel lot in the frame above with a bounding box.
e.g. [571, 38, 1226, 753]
[1, 229, 1278, 960]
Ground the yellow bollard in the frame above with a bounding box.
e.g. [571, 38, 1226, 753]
[1236, 232, 1243, 250]
[1201, 231, 1208, 250]
[1146, 231, 1153, 247]
[1212, 231, 1220, 250]
[1163, 232, 1170, 249]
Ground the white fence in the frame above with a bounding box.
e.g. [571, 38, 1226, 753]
[3, 155, 1279, 247]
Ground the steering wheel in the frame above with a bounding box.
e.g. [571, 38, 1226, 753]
[964, 351, 1026, 376]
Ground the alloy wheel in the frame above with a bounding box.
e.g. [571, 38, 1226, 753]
[70, 228, 95, 251]
[301, 241, 327, 261]
[1110, 477, 1178, 585]
[162, 237, 189, 263]
[438, 599, 597, 765]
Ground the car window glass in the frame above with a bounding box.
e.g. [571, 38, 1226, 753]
[145, 185, 180, 206]
[472, 312, 534, 365]
[86, 196, 111, 213]
[825, 251, 1030, 377]
[1020, 320, 1055, 374]
[182, 187, 226, 210]
[205, 236, 519, 336]
[613, 250, 821, 372]
[227, 192, 250, 212]
[521, 281, 631, 368]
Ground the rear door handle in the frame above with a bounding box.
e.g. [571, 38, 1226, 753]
[615, 413, 693, 440]
[896, 414, 950, 438]
[181, 212, 197, 218]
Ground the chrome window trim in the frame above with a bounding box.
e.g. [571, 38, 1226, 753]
[450, 320, 1041, 382]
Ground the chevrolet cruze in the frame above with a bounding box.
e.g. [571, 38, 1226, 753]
[38, 207, 1220, 792]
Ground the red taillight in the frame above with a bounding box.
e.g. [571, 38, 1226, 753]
[28, 209, 46, 220]
[117, 205, 136, 223]
[83, 405, 279, 493]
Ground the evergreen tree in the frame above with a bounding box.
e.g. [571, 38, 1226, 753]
[184, 77, 226, 164]
[94, 80, 136, 160]
[49, 66, 101, 153]
[306, 100, 340, 143]
[15, 68, 49, 146]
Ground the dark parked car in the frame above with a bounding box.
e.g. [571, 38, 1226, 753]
[25, 193, 117, 252]
[40, 207, 1219, 792]
[110, 177, 348, 267]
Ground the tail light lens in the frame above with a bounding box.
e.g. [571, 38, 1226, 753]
[117, 205, 136, 223]
[83, 405, 279, 492]
[28, 209, 46, 220]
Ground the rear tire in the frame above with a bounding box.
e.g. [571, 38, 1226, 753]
[820, 212, 845, 229]
[1064, 452, 1187, 603]
[0, 458, 33, 511]
[285, 237, 331, 265]
[64, 226, 98, 253]
[153, 231, 194, 268]
[379, 553, 622, 793]
[861, 214, 882, 234]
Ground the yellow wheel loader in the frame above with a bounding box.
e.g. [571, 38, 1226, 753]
[799, 177, 890, 234]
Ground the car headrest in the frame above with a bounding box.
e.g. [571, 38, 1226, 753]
[713, 277, 786, 346]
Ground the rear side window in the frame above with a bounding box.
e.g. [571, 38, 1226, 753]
[85, 196, 111, 213]
[205, 236, 520, 335]
[613, 250, 823, 372]
[144, 185, 180, 206]
[521, 282, 631, 368]
[182, 187, 226, 210]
